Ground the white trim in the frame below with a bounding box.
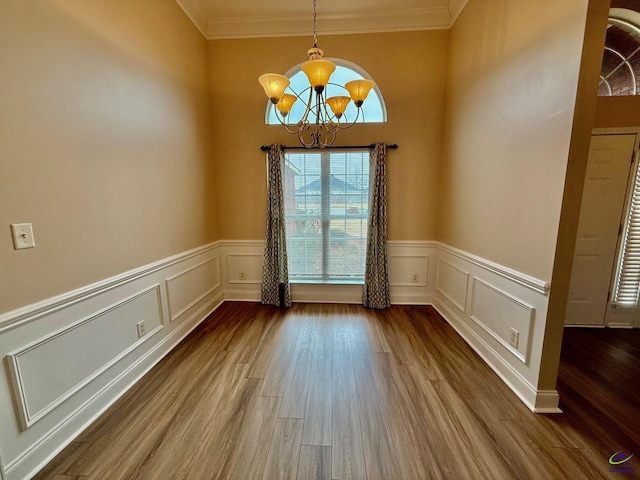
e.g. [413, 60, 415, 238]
[226, 253, 263, 285]
[388, 292, 433, 305]
[388, 255, 429, 287]
[202, 8, 453, 40]
[593, 127, 640, 136]
[433, 297, 559, 413]
[435, 243, 550, 295]
[563, 324, 606, 328]
[7, 293, 224, 480]
[0, 242, 220, 333]
[6, 285, 165, 430]
[165, 256, 221, 322]
[448, 0, 469, 26]
[175, 0, 207, 36]
[469, 277, 534, 364]
[387, 240, 437, 248]
[219, 239, 264, 247]
[223, 290, 261, 302]
[533, 391, 562, 414]
[0, 448, 6, 480]
[435, 257, 470, 312]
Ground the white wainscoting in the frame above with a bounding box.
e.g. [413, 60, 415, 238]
[0, 243, 223, 480]
[0, 238, 559, 479]
[435, 258, 470, 312]
[432, 243, 556, 413]
[6, 285, 164, 430]
[469, 278, 534, 363]
[219, 240, 436, 305]
[166, 257, 221, 323]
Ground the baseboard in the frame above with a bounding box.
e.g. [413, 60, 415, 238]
[223, 290, 261, 302]
[433, 296, 560, 413]
[389, 292, 433, 305]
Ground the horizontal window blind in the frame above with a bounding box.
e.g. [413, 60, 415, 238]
[283, 150, 369, 281]
[612, 151, 640, 307]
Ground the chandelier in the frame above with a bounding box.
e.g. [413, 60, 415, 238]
[258, 0, 376, 148]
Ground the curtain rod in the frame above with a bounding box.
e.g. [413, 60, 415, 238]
[260, 144, 398, 151]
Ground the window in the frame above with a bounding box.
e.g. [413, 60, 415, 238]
[599, 9, 640, 96]
[266, 60, 386, 125]
[612, 150, 640, 307]
[283, 150, 370, 282]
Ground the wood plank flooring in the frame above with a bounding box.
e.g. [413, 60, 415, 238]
[33, 303, 640, 479]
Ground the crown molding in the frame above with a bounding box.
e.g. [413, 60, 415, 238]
[176, 0, 207, 36]
[203, 7, 451, 39]
[448, 0, 469, 26]
[176, 1, 470, 40]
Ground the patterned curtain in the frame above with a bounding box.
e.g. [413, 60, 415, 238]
[363, 143, 390, 309]
[261, 144, 292, 307]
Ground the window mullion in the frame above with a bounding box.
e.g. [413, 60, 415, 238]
[321, 152, 330, 280]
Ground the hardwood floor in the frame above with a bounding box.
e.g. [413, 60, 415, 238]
[33, 303, 640, 479]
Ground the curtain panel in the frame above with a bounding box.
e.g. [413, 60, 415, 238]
[261, 144, 292, 307]
[363, 143, 391, 309]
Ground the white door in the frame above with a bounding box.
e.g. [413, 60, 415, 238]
[565, 133, 637, 326]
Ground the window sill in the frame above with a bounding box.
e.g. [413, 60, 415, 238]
[290, 279, 364, 286]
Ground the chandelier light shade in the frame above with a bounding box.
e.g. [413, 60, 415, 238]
[301, 53, 336, 92]
[258, 0, 377, 148]
[258, 74, 290, 103]
[326, 96, 351, 118]
[276, 94, 298, 117]
[345, 80, 375, 107]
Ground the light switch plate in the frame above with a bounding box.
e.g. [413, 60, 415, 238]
[10, 223, 36, 250]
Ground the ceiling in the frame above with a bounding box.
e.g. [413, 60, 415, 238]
[176, 0, 468, 39]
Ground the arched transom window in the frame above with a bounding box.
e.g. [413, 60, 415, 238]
[265, 59, 387, 125]
[599, 8, 640, 96]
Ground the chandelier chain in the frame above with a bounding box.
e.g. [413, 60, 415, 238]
[313, 0, 318, 47]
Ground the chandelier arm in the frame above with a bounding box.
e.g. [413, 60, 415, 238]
[298, 88, 314, 126]
[336, 105, 362, 130]
[298, 122, 319, 148]
[326, 81, 350, 91]
[274, 114, 303, 134]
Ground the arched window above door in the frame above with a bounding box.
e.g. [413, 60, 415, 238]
[599, 8, 640, 96]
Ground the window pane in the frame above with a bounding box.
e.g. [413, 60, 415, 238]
[599, 17, 640, 96]
[285, 153, 320, 279]
[284, 150, 369, 281]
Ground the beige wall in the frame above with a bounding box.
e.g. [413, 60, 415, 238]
[594, 95, 640, 127]
[208, 31, 448, 241]
[0, 0, 217, 313]
[437, 0, 591, 281]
